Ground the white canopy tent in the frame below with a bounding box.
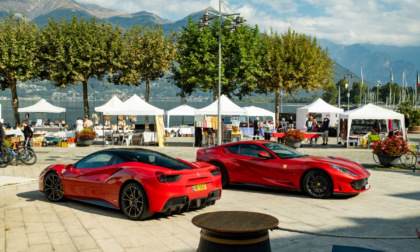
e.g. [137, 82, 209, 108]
[195, 95, 246, 115]
[164, 104, 196, 127]
[243, 106, 275, 120]
[339, 103, 405, 147]
[94, 95, 124, 115]
[99, 94, 164, 116]
[18, 99, 66, 113]
[296, 98, 344, 130]
[18, 99, 66, 125]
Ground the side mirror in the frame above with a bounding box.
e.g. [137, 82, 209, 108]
[258, 152, 270, 159]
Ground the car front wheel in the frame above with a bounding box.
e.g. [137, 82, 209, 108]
[44, 172, 65, 202]
[302, 170, 332, 198]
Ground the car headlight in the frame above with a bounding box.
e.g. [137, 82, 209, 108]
[330, 165, 358, 177]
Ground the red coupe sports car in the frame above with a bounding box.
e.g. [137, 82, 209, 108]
[39, 148, 222, 220]
[196, 141, 370, 198]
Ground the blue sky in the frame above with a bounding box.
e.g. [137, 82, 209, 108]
[75, 0, 420, 47]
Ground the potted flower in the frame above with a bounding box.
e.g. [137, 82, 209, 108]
[76, 128, 97, 146]
[284, 129, 305, 148]
[372, 136, 409, 167]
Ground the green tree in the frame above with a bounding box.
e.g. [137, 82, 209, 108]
[112, 24, 176, 128]
[171, 17, 263, 101]
[259, 28, 334, 123]
[0, 13, 38, 125]
[38, 16, 122, 118]
[379, 82, 401, 105]
[322, 84, 338, 104]
[350, 81, 368, 105]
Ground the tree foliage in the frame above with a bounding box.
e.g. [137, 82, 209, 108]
[38, 15, 122, 118]
[0, 13, 38, 125]
[258, 28, 334, 123]
[171, 17, 263, 101]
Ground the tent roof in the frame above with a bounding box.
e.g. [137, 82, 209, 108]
[18, 99, 66, 113]
[94, 95, 124, 115]
[196, 95, 246, 115]
[104, 94, 164, 116]
[340, 103, 403, 120]
[243, 106, 275, 119]
[165, 104, 196, 116]
[297, 98, 343, 113]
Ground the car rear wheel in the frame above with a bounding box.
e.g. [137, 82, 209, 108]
[302, 170, 332, 198]
[210, 162, 229, 188]
[44, 172, 65, 202]
[120, 183, 153, 220]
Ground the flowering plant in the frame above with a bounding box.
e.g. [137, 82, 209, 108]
[76, 128, 97, 140]
[284, 129, 305, 141]
[372, 136, 409, 157]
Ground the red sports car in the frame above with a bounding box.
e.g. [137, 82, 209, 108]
[196, 141, 370, 198]
[39, 148, 222, 220]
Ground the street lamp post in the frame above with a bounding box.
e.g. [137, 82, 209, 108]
[377, 80, 382, 104]
[344, 70, 354, 111]
[337, 83, 341, 108]
[196, 1, 245, 146]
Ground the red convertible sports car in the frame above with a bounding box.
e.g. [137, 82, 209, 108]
[196, 141, 370, 198]
[39, 148, 222, 220]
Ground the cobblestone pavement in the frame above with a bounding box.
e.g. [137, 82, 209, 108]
[1, 136, 419, 251]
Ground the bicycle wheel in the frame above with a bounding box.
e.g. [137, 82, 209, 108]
[19, 148, 37, 165]
[400, 151, 417, 168]
[0, 149, 14, 168]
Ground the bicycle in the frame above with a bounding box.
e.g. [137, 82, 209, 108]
[0, 145, 37, 167]
[399, 150, 417, 169]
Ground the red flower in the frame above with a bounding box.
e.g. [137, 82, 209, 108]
[284, 129, 305, 141]
[76, 128, 97, 140]
[372, 136, 409, 157]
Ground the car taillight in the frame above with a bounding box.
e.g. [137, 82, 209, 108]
[155, 172, 182, 183]
[210, 168, 220, 176]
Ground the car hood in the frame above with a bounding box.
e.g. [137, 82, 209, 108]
[296, 156, 370, 177]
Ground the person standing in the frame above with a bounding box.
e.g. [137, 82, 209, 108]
[22, 120, 33, 147]
[253, 117, 260, 140]
[75, 117, 84, 133]
[264, 121, 273, 140]
[305, 116, 313, 132]
[25, 113, 32, 126]
[310, 119, 320, 146]
[280, 118, 288, 132]
[276, 123, 284, 143]
[373, 119, 381, 133]
[288, 116, 294, 129]
[321, 117, 330, 146]
[83, 117, 93, 130]
[405, 114, 410, 142]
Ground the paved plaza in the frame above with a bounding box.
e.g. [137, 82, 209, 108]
[0, 136, 419, 251]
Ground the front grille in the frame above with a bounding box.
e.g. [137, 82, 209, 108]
[350, 178, 368, 191]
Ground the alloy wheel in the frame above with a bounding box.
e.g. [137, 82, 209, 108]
[44, 173, 64, 201]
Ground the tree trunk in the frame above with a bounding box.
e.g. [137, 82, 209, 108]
[213, 85, 218, 101]
[275, 87, 280, 125]
[145, 79, 150, 131]
[83, 81, 89, 119]
[9, 75, 20, 126]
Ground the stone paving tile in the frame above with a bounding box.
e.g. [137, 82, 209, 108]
[95, 238, 124, 252]
[5, 226, 29, 251]
[29, 243, 53, 252]
[71, 236, 99, 250]
[27, 231, 51, 245]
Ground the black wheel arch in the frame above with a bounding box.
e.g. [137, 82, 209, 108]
[118, 179, 149, 209]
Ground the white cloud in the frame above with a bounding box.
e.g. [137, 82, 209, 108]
[75, 0, 420, 46]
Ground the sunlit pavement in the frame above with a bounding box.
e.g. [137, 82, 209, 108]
[1, 136, 419, 251]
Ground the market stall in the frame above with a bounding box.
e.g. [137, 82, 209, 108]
[18, 99, 66, 127]
[296, 98, 343, 131]
[164, 104, 196, 137]
[339, 103, 405, 148]
[243, 106, 275, 137]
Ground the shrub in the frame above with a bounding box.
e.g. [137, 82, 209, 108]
[372, 136, 409, 157]
[284, 129, 305, 141]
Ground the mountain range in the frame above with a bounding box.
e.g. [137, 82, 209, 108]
[1, 0, 419, 92]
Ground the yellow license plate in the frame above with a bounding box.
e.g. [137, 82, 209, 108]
[193, 184, 207, 191]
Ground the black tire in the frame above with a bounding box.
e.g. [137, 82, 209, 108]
[19, 148, 37, 165]
[400, 151, 416, 168]
[43, 172, 65, 202]
[210, 161, 229, 188]
[302, 170, 333, 199]
[0, 149, 14, 168]
[120, 183, 153, 220]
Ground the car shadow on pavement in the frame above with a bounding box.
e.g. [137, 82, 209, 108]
[16, 189, 212, 221]
[389, 191, 420, 201]
[225, 184, 359, 200]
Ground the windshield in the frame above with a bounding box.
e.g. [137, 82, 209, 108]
[121, 150, 192, 170]
[263, 142, 307, 159]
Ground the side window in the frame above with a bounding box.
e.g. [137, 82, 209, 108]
[75, 153, 114, 169]
[238, 144, 272, 158]
[109, 156, 125, 166]
[225, 145, 239, 154]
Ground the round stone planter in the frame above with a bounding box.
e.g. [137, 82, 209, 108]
[408, 126, 420, 133]
[376, 154, 401, 167]
[285, 140, 302, 149]
[77, 138, 94, 146]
